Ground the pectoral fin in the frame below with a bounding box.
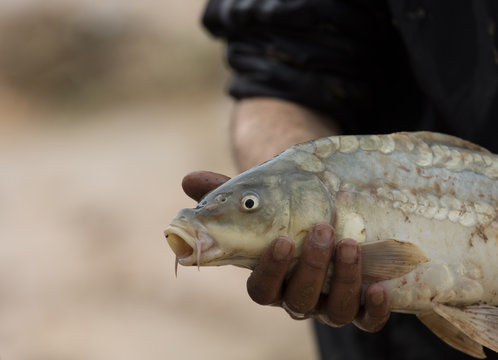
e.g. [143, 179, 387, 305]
[434, 304, 498, 355]
[360, 239, 429, 284]
[418, 310, 486, 358]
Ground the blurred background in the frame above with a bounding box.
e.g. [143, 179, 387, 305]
[0, 1, 317, 359]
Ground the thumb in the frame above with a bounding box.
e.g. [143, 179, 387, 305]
[182, 170, 231, 202]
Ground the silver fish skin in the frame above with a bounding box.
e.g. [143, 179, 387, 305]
[165, 132, 498, 358]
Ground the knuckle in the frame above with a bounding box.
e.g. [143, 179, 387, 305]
[246, 273, 279, 305]
[368, 305, 390, 319]
[356, 313, 389, 333]
[302, 255, 330, 272]
[284, 301, 307, 314]
[284, 284, 317, 313]
[366, 305, 391, 323]
[325, 285, 361, 326]
[326, 310, 355, 327]
[333, 264, 360, 284]
[315, 313, 341, 328]
[247, 282, 275, 305]
[301, 246, 331, 272]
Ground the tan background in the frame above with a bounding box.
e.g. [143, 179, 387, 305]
[0, 1, 317, 359]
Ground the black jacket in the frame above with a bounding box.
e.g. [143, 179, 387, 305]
[203, 0, 498, 152]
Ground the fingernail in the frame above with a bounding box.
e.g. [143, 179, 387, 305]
[311, 224, 334, 248]
[371, 290, 384, 306]
[339, 243, 358, 264]
[273, 238, 293, 261]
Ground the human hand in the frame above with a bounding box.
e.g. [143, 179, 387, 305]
[181, 170, 231, 201]
[181, 170, 391, 332]
[246, 225, 391, 332]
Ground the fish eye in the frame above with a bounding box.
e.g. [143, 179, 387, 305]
[240, 193, 260, 212]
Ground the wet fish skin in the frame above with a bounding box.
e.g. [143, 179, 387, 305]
[168, 163, 335, 269]
[165, 132, 498, 358]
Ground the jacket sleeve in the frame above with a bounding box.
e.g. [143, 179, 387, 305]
[202, 0, 403, 133]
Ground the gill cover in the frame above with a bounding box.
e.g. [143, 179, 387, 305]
[283, 171, 336, 249]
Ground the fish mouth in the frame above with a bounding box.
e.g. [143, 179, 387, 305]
[165, 224, 196, 261]
[164, 219, 223, 271]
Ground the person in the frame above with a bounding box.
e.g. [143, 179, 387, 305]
[183, 1, 498, 359]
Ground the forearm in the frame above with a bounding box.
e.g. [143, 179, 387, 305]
[231, 97, 340, 172]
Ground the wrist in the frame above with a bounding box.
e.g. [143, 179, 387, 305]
[231, 97, 339, 171]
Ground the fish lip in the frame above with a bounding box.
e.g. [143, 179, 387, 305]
[164, 219, 221, 266]
[164, 223, 196, 264]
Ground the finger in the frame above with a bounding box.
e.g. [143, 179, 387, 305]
[283, 223, 334, 315]
[323, 238, 362, 326]
[247, 237, 294, 306]
[353, 283, 390, 332]
[182, 171, 231, 202]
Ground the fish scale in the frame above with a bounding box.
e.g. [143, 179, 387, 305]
[291, 133, 498, 228]
[165, 131, 498, 358]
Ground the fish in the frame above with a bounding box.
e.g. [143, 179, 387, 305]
[164, 131, 498, 358]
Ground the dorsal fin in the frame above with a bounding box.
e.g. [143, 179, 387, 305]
[404, 131, 490, 153]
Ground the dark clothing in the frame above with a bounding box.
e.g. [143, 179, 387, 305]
[203, 0, 498, 152]
[314, 314, 497, 360]
[202, 1, 498, 359]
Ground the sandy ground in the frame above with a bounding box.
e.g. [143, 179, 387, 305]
[0, 96, 318, 359]
[0, 1, 319, 358]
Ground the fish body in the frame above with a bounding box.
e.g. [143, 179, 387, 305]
[165, 132, 498, 358]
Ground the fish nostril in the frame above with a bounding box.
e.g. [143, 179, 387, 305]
[194, 200, 207, 210]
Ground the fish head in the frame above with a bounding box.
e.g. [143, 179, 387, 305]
[165, 161, 336, 270]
